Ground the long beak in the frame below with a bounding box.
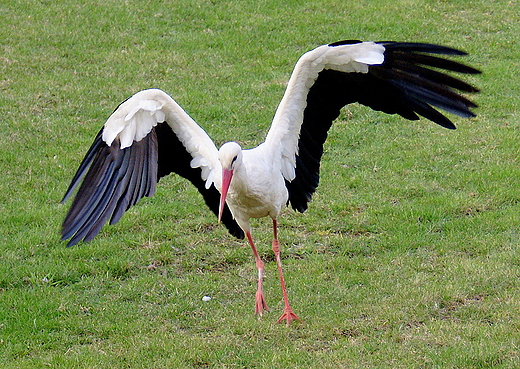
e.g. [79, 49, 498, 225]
[218, 168, 233, 222]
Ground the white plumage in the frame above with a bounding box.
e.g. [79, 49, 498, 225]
[61, 40, 479, 324]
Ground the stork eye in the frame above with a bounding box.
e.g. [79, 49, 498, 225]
[231, 156, 238, 166]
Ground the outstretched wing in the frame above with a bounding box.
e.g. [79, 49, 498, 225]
[61, 89, 243, 247]
[263, 40, 480, 212]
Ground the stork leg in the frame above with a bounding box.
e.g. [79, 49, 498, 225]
[272, 219, 300, 325]
[246, 231, 269, 316]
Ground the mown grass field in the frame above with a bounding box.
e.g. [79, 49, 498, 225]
[1, 0, 519, 367]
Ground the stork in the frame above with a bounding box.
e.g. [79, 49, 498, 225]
[61, 40, 480, 324]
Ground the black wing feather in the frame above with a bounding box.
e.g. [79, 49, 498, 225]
[61, 122, 243, 247]
[286, 42, 480, 212]
[154, 122, 244, 239]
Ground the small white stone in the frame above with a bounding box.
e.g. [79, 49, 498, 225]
[202, 296, 212, 302]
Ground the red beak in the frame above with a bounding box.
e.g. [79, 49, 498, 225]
[218, 168, 233, 222]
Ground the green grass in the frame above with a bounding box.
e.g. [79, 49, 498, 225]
[1, 0, 520, 367]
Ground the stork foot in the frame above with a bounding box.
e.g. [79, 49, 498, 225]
[255, 289, 269, 316]
[276, 306, 300, 325]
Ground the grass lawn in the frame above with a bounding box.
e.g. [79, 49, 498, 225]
[1, 0, 520, 367]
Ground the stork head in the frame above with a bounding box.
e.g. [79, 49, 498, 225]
[218, 142, 242, 221]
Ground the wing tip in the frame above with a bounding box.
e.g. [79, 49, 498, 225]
[378, 41, 468, 55]
[328, 40, 362, 47]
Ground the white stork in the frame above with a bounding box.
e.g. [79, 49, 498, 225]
[61, 40, 480, 324]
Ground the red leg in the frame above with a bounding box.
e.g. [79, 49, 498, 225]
[272, 219, 300, 325]
[246, 231, 269, 316]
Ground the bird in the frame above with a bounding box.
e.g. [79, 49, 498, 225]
[61, 40, 480, 324]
